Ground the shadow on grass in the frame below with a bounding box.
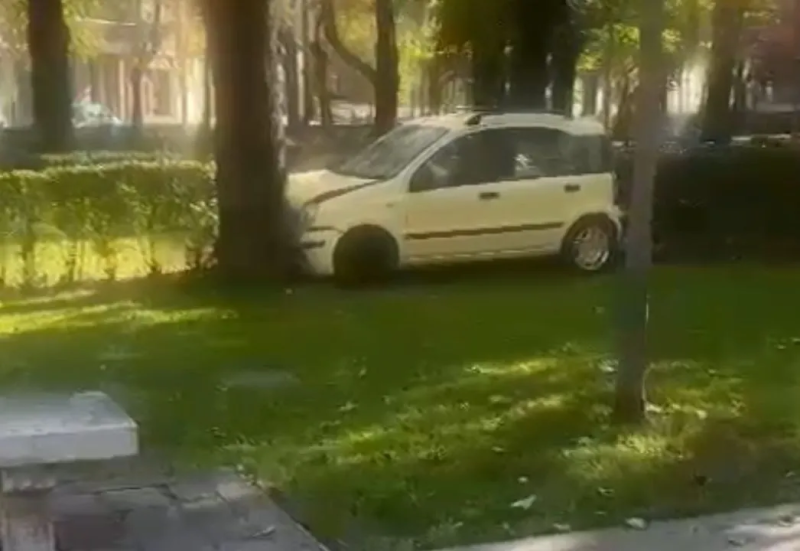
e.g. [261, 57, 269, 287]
[3, 265, 800, 548]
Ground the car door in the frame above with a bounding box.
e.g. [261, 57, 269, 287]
[402, 131, 511, 262]
[492, 127, 586, 254]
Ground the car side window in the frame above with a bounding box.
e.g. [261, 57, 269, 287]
[508, 128, 577, 178]
[409, 130, 515, 192]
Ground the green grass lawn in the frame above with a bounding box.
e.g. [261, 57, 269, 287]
[2, 264, 800, 548]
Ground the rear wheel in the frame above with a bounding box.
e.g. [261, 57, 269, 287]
[561, 216, 618, 273]
[333, 226, 399, 287]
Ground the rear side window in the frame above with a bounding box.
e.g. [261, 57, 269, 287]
[563, 135, 614, 175]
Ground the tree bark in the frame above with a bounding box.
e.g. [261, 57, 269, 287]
[613, 0, 664, 424]
[280, 26, 301, 133]
[373, 0, 399, 135]
[130, 0, 163, 134]
[205, 0, 286, 281]
[471, 38, 506, 107]
[551, 4, 580, 116]
[312, 20, 333, 128]
[301, 0, 315, 123]
[27, 0, 73, 152]
[701, 0, 743, 144]
[130, 66, 144, 129]
[581, 73, 599, 116]
[507, 0, 550, 109]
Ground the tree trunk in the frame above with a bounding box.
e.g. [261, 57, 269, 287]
[27, 0, 73, 152]
[508, 0, 549, 109]
[205, 0, 286, 281]
[373, 0, 399, 135]
[601, 25, 616, 129]
[551, 1, 579, 115]
[613, 0, 664, 424]
[201, 26, 212, 131]
[89, 61, 101, 103]
[427, 58, 443, 114]
[280, 27, 301, 133]
[551, 25, 579, 115]
[311, 22, 333, 128]
[582, 73, 599, 116]
[701, 0, 743, 144]
[130, 65, 144, 130]
[471, 38, 506, 107]
[301, 0, 315, 123]
[177, 0, 189, 126]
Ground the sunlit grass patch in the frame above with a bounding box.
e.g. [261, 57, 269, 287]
[3, 265, 800, 547]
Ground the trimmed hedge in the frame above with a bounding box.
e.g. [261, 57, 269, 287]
[618, 143, 800, 259]
[0, 160, 216, 287]
[39, 151, 181, 167]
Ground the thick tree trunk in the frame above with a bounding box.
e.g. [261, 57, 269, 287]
[551, 14, 579, 115]
[471, 38, 506, 107]
[373, 0, 399, 135]
[614, 0, 664, 424]
[205, 0, 286, 281]
[551, 47, 578, 114]
[508, 0, 549, 109]
[27, 0, 73, 152]
[701, 0, 743, 144]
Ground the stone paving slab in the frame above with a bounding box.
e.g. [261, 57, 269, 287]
[46, 459, 325, 551]
[439, 503, 800, 551]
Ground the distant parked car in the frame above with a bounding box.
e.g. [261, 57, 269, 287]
[72, 101, 122, 128]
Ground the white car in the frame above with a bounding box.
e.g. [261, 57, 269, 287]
[286, 110, 624, 284]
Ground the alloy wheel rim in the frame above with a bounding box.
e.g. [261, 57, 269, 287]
[573, 227, 610, 271]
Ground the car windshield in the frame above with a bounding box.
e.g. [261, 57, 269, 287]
[332, 124, 448, 180]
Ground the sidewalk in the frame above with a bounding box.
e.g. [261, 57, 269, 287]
[440, 504, 800, 551]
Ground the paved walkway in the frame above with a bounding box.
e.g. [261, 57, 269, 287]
[49, 455, 324, 551]
[440, 504, 800, 551]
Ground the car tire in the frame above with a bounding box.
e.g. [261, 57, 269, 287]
[332, 226, 399, 287]
[561, 216, 618, 273]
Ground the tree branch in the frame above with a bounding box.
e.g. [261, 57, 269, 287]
[319, 0, 377, 83]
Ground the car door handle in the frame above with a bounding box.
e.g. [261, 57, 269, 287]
[564, 184, 581, 193]
[478, 191, 500, 200]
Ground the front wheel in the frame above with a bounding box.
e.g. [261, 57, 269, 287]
[332, 227, 399, 287]
[561, 217, 618, 273]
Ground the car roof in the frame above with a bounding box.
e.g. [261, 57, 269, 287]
[412, 111, 606, 136]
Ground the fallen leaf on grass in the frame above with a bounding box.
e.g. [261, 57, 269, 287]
[726, 536, 750, 547]
[510, 495, 537, 510]
[339, 402, 357, 412]
[624, 517, 648, 530]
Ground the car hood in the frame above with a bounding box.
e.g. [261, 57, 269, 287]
[285, 169, 376, 206]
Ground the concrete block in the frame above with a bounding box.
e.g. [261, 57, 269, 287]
[0, 392, 137, 468]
